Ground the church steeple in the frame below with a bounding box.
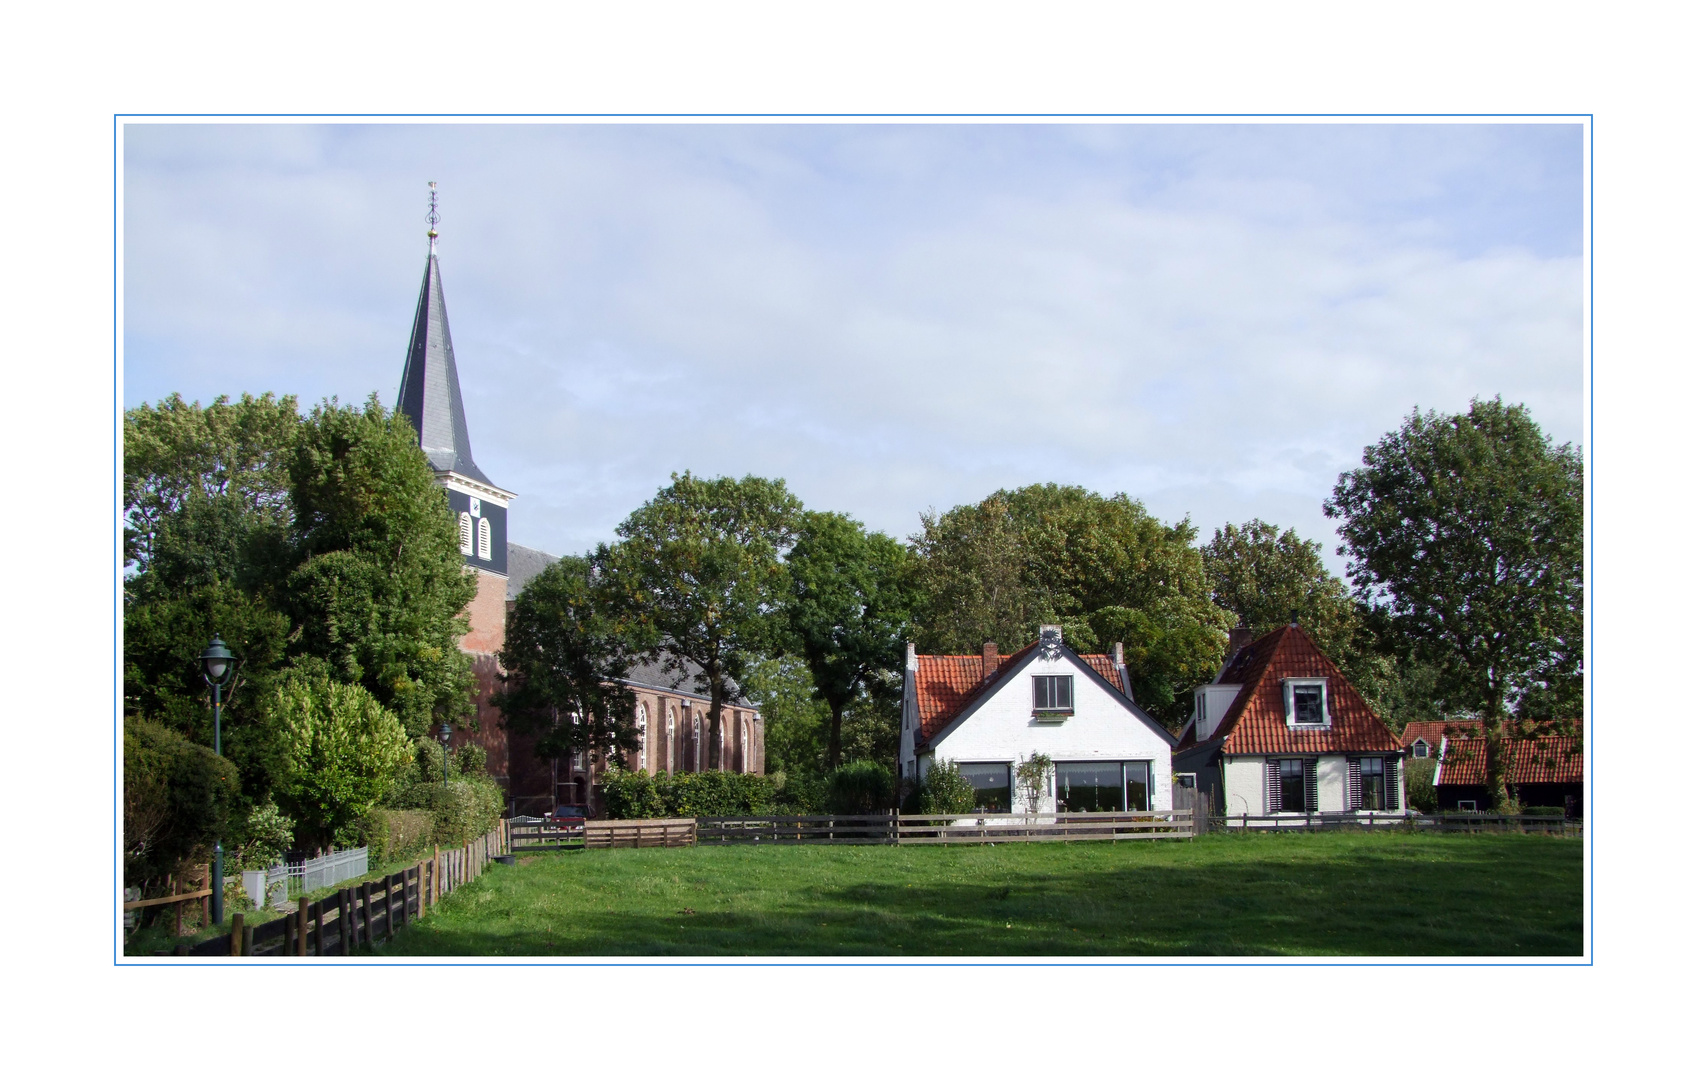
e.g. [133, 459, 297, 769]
[395, 182, 494, 487]
[394, 183, 512, 578]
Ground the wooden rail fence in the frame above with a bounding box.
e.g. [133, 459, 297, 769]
[697, 811, 1196, 845]
[167, 821, 511, 957]
[585, 818, 697, 848]
[1205, 812, 1581, 835]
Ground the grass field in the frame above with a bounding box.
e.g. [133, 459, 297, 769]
[365, 831, 1582, 957]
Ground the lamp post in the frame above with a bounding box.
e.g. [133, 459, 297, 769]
[438, 722, 453, 788]
[199, 636, 236, 927]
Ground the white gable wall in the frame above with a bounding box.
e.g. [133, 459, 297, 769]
[930, 652, 1174, 812]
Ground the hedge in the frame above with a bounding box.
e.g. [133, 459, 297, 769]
[358, 807, 436, 863]
[392, 778, 505, 845]
[601, 768, 776, 819]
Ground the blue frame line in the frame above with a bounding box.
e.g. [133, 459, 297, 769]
[113, 110, 1593, 969]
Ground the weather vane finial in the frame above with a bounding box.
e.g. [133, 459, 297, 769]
[426, 181, 440, 252]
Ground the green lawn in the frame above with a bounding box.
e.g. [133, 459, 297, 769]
[365, 832, 1582, 957]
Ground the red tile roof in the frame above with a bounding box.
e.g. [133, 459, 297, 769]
[1437, 727, 1583, 786]
[913, 643, 1124, 744]
[1178, 625, 1403, 756]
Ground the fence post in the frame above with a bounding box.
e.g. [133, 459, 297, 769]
[432, 846, 440, 905]
[242, 920, 255, 957]
[229, 912, 244, 956]
[417, 861, 427, 918]
[297, 896, 308, 956]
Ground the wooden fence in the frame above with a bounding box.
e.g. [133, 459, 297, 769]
[1206, 812, 1581, 835]
[167, 822, 511, 957]
[585, 818, 697, 848]
[697, 811, 1196, 845]
[508, 816, 589, 851]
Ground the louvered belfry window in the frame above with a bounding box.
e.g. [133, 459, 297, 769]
[459, 512, 473, 555]
[477, 516, 491, 560]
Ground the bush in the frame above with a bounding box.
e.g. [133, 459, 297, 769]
[124, 716, 239, 889]
[601, 767, 666, 819]
[233, 801, 295, 870]
[772, 771, 827, 815]
[600, 769, 777, 819]
[1521, 805, 1566, 817]
[1404, 760, 1439, 813]
[825, 760, 894, 814]
[393, 777, 505, 846]
[274, 675, 414, 847]
[918, 760, 976, 815]
[356, 807, 435, 863]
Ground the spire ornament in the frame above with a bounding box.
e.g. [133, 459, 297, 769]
[426, 180, 441, 253]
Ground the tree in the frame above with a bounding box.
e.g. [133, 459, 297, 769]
[739, 655, 830, 776]
[284, 395, 478, 737]
[599, 472, 802, 763]
[1324, 398, 1583, 810]
[1201, 520, 1361, 658]
[273, 675, 414, 848]
[124, 717, 240, 891]
[123, 393, 300, 804]
[912, 484, 1230, 726]
[783, 511, 921, 768]
[493, 554, 642, 763]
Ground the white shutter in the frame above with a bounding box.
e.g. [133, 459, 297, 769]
[477, 516, 491, 559]
[459, 512, 473, 555]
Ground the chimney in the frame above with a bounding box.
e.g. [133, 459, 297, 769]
[1225, 624, 1253, 666]
[1112, 642, 1124, 666]
[982, 641, 999, 679]
[904, 642, 917, 671]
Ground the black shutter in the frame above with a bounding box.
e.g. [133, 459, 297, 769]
[1265, 759, 1281, 814]
[1346, 756, 1362, 811]
[1305, 758, 1319, 813]
[1385, 755, 1401, 811]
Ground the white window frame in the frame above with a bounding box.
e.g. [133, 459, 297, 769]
[1032, 674, 1074, 715]
[477, 516, 491, 560]
[636, 704, 648, 773]
[459, 511, 473, 555]
[1412, 739, 1429, 758]
[1281, 678, 1331, 728]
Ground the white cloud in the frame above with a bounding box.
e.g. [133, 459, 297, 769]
[123, 122, 1585, 572]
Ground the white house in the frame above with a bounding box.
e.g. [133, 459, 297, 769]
[900, 625, 1177, 813]
[1172, 623, 1408, 823]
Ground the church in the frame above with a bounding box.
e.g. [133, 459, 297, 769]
[391, 190, 765, 816]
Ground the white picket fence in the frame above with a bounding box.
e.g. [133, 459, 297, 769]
[244, 847, 369, 909]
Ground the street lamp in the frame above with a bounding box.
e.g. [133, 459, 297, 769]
[199, 636, 236, 927]
[438, 722, 453, 788]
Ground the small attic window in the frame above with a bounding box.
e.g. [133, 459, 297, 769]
[1033, 674, 1073, 714]
[1282, 679, 1330, 728]
[1412, 739, 1430, 758]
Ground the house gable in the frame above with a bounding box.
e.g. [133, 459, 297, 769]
[1179, 624, 1402, 757]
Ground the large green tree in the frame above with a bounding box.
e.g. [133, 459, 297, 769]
[493, 555, 642, 763]
[284, 395, 478, 738]
[599, 472, 802, 762]
[783, 511, 920, 768]
[1324, 398, 1583, 809]
[912, 484, 1229, 726]
[123, 393, 300, 802]
[272, 675, 414, 848]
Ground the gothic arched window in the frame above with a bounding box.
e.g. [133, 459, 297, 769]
[666, 708, 676, 773]
[636, 704, 648, 773]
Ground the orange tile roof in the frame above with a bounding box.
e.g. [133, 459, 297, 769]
[913, 643, 1124, 744]
[1438, 729, 1583, 786]
[1178, 624, 1403, 756]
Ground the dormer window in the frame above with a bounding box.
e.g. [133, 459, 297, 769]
[1033, 674, 1073, 714]
[1412, 739, 1430, 758]
[1282, 679, 1330, 728]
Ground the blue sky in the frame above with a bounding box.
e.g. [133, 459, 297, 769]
[123, 122, 1584, 572]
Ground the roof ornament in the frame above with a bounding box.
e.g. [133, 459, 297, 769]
[1039, 624, 1065, 660]
[426, 180, 441, 253]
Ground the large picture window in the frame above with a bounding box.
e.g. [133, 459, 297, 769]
[958, 763, 1012, 812]
[1055, 761, 1154, 812]
[1033, 674, 1073, 712]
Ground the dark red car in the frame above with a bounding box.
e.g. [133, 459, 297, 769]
[544, 804, 588, 838]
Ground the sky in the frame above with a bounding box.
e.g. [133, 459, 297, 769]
[123, 121, 1585, 574]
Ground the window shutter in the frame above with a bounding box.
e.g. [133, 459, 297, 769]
[478, 517, 492, 560]
[1305, 758, 1319, 813]
[1385, 756, 1400, 811]
[1265, 759, 1281, 814]
[1346, 757, 1362, 811]
[459, 512, 473, 555]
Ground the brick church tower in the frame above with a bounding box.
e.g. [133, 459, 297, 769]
[393, 184, 515, 785]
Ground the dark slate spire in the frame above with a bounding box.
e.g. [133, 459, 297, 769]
[395, 186, 494, 487]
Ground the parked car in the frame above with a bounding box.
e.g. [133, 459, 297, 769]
[545, 805, 588, 835]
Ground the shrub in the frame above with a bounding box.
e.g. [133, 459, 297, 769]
[273, 675, 414, 847]
[772, 771, 828, 815]
[1404, 761, 1439, 813]
[601, 767, 666, 819]
[825, 760, 894, 814]
[1521, 805, 1566, 817]
[659, 771, 776, 817]
[453, 743, 487, 778]
[393, 777, 505, 846]
[356, 807, 435, 863]
[234, 801, 295, 870]
[918, 760, 976, 815]
[124, 716, 239, 890]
